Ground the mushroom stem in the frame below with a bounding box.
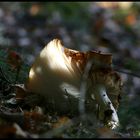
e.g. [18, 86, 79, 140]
[93, 85, 119, 129]
[79, 60, 93, 117]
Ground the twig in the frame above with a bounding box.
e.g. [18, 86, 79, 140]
[113, 65, 140, 78]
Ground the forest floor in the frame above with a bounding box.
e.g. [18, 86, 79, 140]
[0, 2, 140, 138]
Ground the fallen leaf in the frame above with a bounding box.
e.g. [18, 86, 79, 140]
[23, 111, 45, 132]
[52, 116, 71, 128]
[96, 126, 119, 138]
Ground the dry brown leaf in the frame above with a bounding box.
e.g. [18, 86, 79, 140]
[23, 111, 45, 132]
[52, 116, 71, 128]
[96, 126, 119, 138]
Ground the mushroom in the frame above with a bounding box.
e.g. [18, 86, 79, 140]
[25, 39, 122, 129]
